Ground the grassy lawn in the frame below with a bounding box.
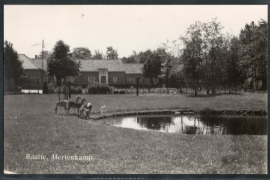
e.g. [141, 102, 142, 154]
[4, 92, 267, 174]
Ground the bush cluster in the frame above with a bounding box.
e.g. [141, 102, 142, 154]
[70, 86, 83, 94]
[113, 89, 125, 94]
[56, 85, 83, 94]
[87, 84, 111, 94]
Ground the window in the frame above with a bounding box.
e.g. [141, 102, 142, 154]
[127, 78, 135, 83]
[88, 77, 95, 82]
[67, 76, 74, 83]
[113, 76, 117, 83]
[22, 72, 27, 77]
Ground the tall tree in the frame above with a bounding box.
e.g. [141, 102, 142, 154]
[39, 50, 50, 59]
[238, 22, 255, 90]
[255, 20, 267, 90]
[238, 20, 268, 91]
[121, 51, 138, 63]
[226, 36, 241, 92]
[202, 18, 224, 94]
[92, 50, 104, 60]
[72, 47, 92, 59]
[106, 46, 118, 59]
[4, 41, 24, 85]
[47, 40, 81, 83]
[160, 40, 183, 88]
[161, 58, 173, 91]
[142, 50, 162, 84]
[121, 56, 136, 63]
[180, 21, 204, 96]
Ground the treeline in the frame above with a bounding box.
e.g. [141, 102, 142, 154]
[122, 18, 267, 94]
[180, 18, 267, 94]
[40, 46, 119, 60]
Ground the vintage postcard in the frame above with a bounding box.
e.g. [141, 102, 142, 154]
[3, 5, 268, 175]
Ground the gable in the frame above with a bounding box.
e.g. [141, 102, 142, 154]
[18, 54, 41, 70]
[31, 58, 47, 71]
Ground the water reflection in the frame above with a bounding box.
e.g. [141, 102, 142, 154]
[109, 115, 267, 135]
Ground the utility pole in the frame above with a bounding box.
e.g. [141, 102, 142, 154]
[42, 40, 44, 86]
[136, 78, 139, 96]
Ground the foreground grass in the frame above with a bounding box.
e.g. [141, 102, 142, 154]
[4, 92, 267, 174]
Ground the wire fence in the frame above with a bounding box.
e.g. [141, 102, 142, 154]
[15, 77, 252, 96]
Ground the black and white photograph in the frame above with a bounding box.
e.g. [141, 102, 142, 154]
[3, 5, 268, 174]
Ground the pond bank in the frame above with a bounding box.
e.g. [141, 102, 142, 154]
[90, 108, 268, 120]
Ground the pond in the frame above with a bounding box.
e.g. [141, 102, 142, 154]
[104, 115, 267, 135]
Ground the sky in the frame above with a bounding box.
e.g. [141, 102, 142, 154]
[4, 5, 267, 58]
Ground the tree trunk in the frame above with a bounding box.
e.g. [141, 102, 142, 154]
[194, 83, 197, 96]
[206, 78, 210, 94]
[262, 77, 267, 91]
[251, 68, 254, 91]
[64, 77, 68, 100]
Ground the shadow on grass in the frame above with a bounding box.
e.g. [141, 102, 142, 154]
[55, 112, 80, 118]
[187, 92, 243, 98]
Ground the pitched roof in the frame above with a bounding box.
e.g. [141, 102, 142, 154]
[31, 58, 47, 71]
[26, 58, 144, 74]
[77, 59, 125, 72]
[123, 63, 143, 74]
[18, 54, 41, 70]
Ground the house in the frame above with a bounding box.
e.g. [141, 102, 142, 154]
[31, 57, 54, 82]
[30, 55, 147, 87]
[18, 54, 46, 89]
[74, 59, 126, 85]
[123, 64, 144, 83]
[73, 60, 145, 86]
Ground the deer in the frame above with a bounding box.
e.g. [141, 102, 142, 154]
[54, 95, 82, 114]
[79, 102, 92, 119]
[67, 97, 87, 116]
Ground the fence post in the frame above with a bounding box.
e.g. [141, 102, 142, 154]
[28, 79, 30, 94]
[65, 80, 67, 100]
[38, 79, 39, 94]
[136, 78, 139, 96]
[68, 81, 71, 99]
[58, 80, 60, 100]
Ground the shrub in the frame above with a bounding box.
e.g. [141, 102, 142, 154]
[119, 90, 125, 94]
[54, 86, 59, 93]
[98, 84, 110, 94]
[43, 82, 48, 94]
[60, 86, 67, 93]
[87, 84, 111, 94]
[88, 84, 98, 94]
[70, 86, 76, 94]
[55, 86, 65, 93]
[75, 86, 82, 94]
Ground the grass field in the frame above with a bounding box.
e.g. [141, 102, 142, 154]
[4, 92, 267, 174]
